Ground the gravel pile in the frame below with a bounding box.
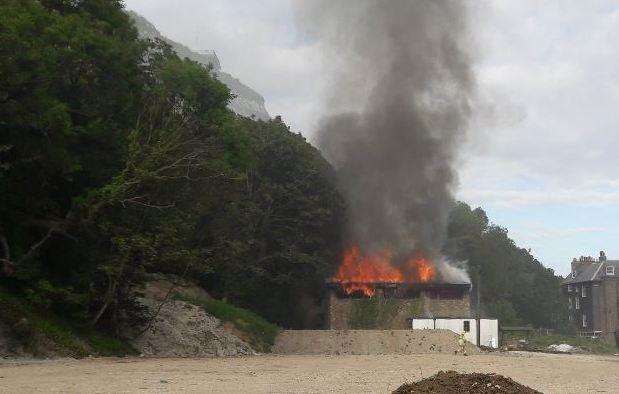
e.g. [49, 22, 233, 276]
[130, 277, 255, 357]
[393, 370, 542, 394]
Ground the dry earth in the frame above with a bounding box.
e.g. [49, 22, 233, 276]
[0, 352, 617, 393]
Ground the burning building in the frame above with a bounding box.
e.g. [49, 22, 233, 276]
[325, 246, 471, 330]
[298, 0, 477, 330]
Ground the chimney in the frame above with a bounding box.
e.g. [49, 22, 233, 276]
[571, 255, 594, 276]
[599, 251, 607, 262]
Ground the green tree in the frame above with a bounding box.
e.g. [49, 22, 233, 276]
[0, 0, 146, 322]
[445, 202, 568, 329]
[0, 0, 346, 335]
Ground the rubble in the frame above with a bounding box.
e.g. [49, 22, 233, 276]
[547, 343, 580, 353]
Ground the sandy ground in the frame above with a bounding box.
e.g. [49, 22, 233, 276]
[0, 352, 617, 393]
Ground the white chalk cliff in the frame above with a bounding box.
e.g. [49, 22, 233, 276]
[129, 12, 270, 121]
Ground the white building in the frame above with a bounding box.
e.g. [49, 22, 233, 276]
[410, 317, 499, 348]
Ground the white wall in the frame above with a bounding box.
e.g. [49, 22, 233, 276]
[410, 318, 500, 348]
[411, 319, 434, 330]
[434, 319, 477, 345]
[479, 319, 499, 348]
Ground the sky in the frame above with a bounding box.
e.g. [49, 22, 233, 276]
[124, 0, 619, 276]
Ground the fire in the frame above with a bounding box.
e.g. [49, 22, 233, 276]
[332, 245, 436, 296]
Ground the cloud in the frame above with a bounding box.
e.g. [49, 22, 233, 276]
[459, 188, 619, 208]
[520, 226, 607, 240]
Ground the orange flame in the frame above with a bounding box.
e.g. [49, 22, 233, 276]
[332, 245, 436, 296]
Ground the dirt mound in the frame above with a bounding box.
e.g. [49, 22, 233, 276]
[393, 371, 542, 394]
[131, 275, 255, 357]
[273, 330, 480, 355]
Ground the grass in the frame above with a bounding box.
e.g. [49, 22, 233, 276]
[32, 319, 89, 357]
[86, 332, 136, 356]
[527, 333, 618, 354]
[176, 294, 280, 353]
[0, 287, 136, 357]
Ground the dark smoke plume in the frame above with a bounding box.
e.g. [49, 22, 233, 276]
[296, 1, 475, 263]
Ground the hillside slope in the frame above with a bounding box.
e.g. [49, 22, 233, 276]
[129, 11, 270, 121]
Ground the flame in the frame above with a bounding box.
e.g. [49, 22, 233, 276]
[332, 245, 436, 297]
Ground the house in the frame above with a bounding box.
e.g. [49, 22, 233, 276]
[562, 251, 619, 345]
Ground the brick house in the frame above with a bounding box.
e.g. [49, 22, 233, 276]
[562, 252, 618, 345]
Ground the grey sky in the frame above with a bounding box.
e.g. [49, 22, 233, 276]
[124, 0, 619, 275]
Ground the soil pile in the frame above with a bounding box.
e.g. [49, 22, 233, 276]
[393, 370, 542, 394]
[131, 275, 255, 357]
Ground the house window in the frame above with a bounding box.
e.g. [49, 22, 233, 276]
[582, 313, 587, 328]
[568, 297, 572, 310]
[567, 284, 573, 292]
[568, 314, 573, 322]
[463, 321, 470, 332]
[575, 297, 580, 310]
[607, 266, 615, 276]
[582, 285, 587, 298]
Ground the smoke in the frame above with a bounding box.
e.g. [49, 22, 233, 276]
[296, 1, 475, 267]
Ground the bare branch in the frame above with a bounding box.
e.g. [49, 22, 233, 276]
[120, 195, 175, 210]
[17, 226, 55, 264]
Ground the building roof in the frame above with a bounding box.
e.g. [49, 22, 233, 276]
[563, 260, 619, 285]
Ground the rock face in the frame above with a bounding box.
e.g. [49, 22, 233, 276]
[131, 276, 255, 357]
[129, 11, 270, 121]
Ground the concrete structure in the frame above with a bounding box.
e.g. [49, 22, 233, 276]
[410, 318, 499, 348]
[562, 251, 619, 345]
[272, 329, 481, 355]
[325, 282, 471, 330]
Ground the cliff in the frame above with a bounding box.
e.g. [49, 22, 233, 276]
[129, 11, 270, 121]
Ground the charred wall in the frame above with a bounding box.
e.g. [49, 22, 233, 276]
[326, 284, 471, 330]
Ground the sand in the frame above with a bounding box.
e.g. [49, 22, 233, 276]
[0, 352, 617, 393]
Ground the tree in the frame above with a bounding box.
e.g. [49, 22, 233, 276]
[445, 202, 568, 329]
[0, 0, 144, 281]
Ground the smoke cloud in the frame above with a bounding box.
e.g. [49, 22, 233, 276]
[296, 1, 475, 265]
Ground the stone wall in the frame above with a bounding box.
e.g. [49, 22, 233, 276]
[327, 287, 471, 330]
[597, 279, 618, 345]
[422, 292, 471, 318]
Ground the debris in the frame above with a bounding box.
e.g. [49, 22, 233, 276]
[547, 343, 578, 353]
[393, 370, 542, 394]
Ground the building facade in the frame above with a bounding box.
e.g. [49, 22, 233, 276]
[562, 252, 619, 345]
[325, 282, 471, 330]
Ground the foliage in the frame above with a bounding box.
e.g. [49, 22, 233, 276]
[0, 0, 147, 334]
[444, 202, 569, 329]
[178, 295, 280, 353]
[199, 118, 345, 328]
[0, 0, 344, 345]
[0, 287, 134, 357]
